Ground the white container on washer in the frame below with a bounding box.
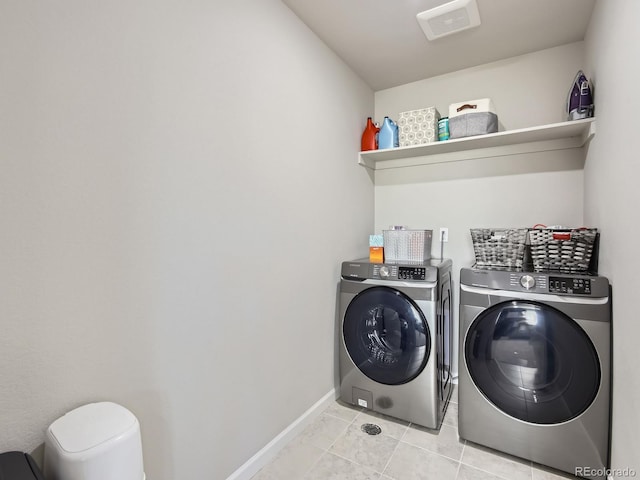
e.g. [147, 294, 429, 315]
[44, 402, 145, 480]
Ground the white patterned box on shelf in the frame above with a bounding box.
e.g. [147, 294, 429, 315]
[397, 107, 441, 147]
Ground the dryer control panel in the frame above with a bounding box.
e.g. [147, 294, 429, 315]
[549, 276, 591, 294]
[371, 264, 435, 281]
[398, 266, 426, 280]
[341, 259, 444, 282]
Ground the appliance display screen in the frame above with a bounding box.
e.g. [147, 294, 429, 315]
[549, 276, 591, 295]
[398, 267, 426, 280]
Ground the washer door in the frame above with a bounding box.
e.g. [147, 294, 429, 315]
[343, 286, 430, 385]
[465, 300, 601, 424]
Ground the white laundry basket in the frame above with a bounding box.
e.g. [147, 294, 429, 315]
[44, 402, 145, 480]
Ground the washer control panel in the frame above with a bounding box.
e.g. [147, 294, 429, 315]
[519, 275, 536, 289]
[549, 276, 591, 295]
[508, 273, 548, 291]
[462, 267, 609, 298]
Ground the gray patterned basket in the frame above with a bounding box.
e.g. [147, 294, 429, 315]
[528, 228, 597, 273]
[470, 228, 528, 268]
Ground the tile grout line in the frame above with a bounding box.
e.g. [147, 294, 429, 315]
[303, 407, 383, 478]
[455, 440, 466, 479]
[457, 458, 528, 480]
[322, 407, 363, 423]
[355, 409, 411, 477]
[323, 450, 382, 477]
[296, 405, 361, 479]
[321, 419, 386, 480]
[454, 460, 463, 479]
[350, 409, 411, 477]
[399, 423, 465, 463]
[529, 459, 534, 480]
[457, 433, 526, 480]
[299, 450, 327, 480]
[269, 409, 360, 478]
[458, 441, 536, 480]
[377, 421, 411, 479]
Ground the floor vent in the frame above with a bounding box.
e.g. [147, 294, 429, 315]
[361, 423, 382, 436]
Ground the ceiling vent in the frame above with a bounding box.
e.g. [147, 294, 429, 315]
[416, 0, 481, 41]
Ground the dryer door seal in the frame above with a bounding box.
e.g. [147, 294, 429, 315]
[343, 286, 430, 385]
[465, 300, 600, 424]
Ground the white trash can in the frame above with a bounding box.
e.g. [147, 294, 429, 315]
[44, 402, 145, 480]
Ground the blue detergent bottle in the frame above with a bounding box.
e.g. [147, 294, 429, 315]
[377, 116, 399, 149]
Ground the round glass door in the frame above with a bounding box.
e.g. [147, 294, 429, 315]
[465, 300, 600, 424]
[343, 286, 430, 385]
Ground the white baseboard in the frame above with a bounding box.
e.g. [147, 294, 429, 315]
[226, 388, 337, 480]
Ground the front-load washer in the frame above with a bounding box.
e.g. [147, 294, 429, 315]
[339, 258, 453, 429]
[459, 267, 611, 479]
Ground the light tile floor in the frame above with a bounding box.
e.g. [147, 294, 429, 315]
[251, 385, 580, 480]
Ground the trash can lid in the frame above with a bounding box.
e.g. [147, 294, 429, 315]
[48, 402, 138, 453]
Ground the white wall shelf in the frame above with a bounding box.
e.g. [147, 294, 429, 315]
[358, 118, 595, 171]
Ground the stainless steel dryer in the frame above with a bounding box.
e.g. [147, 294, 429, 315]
[339, 258, 453, 429]
[459, 267, 611, 479]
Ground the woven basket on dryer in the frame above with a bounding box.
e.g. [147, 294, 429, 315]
[528, 227, 598, 273]
[470, 228, 528, 269]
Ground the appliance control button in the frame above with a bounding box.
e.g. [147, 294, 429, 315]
[379, 266, 390, 278]
[520, 275, 535, 289]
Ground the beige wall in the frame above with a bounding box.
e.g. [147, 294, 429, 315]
[584, 0, 640, 477]
[373, 43, 587, 376]
[0, 0, 374, 478]
[375, 42, 586, 131]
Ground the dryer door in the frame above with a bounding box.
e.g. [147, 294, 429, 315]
[465, 300, 601, 424]
[343, 286, 430, 385]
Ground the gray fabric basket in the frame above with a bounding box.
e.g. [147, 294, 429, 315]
[449, 112, 498, 139]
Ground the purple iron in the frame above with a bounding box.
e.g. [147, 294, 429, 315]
[566, 70, 594, 120]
